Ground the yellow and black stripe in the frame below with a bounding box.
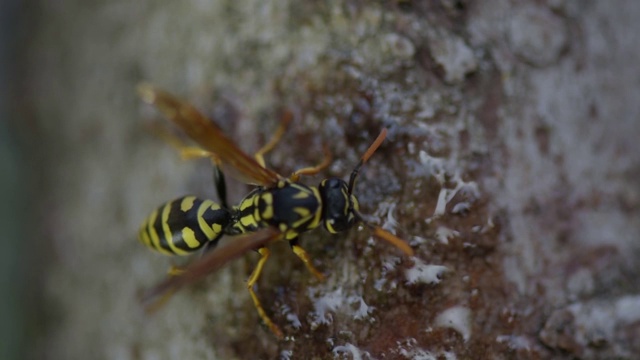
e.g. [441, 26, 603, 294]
[226, 180, 323, 240]
[228, 188, 262, 235]
[138, 196, 231, 256]
[261, 182, 323, 239]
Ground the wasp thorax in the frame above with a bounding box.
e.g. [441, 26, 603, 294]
[319, 177, 358, 233]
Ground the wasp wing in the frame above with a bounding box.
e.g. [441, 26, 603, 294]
[141, 227, 282, 312]
[138, 83, 282, 186]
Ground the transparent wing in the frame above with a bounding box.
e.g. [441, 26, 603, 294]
[141, 227, 282, 312]
[138, 83, 282, 186]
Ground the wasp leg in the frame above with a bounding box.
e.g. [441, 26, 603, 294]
[149, 121, 222, 162]
[142, 287, 178, 315]
[290, 238, 325, 281]
[167, 265, 185, 276]
[246, 247, 283, 338]
[177, 147, 213, 160]
[289, 145, 331, 182]
[254, 110, 292, 168]
[153, 120, 230, 209]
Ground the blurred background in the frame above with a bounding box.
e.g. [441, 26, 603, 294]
[1, 1, 29, 359]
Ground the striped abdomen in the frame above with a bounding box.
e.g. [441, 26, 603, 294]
[138, 196, 231, 255]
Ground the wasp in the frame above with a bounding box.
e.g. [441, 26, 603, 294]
[136, 84, 414, 338]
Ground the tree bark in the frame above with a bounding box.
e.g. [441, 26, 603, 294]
[21, 0, 640, 359]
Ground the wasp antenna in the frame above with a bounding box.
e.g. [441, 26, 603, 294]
[361, 127, 388, 164]
[353, 209, 414, 256]
[348, 128, 388, 194]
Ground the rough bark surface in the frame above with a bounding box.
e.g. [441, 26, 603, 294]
[23, 0, 640, 359]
